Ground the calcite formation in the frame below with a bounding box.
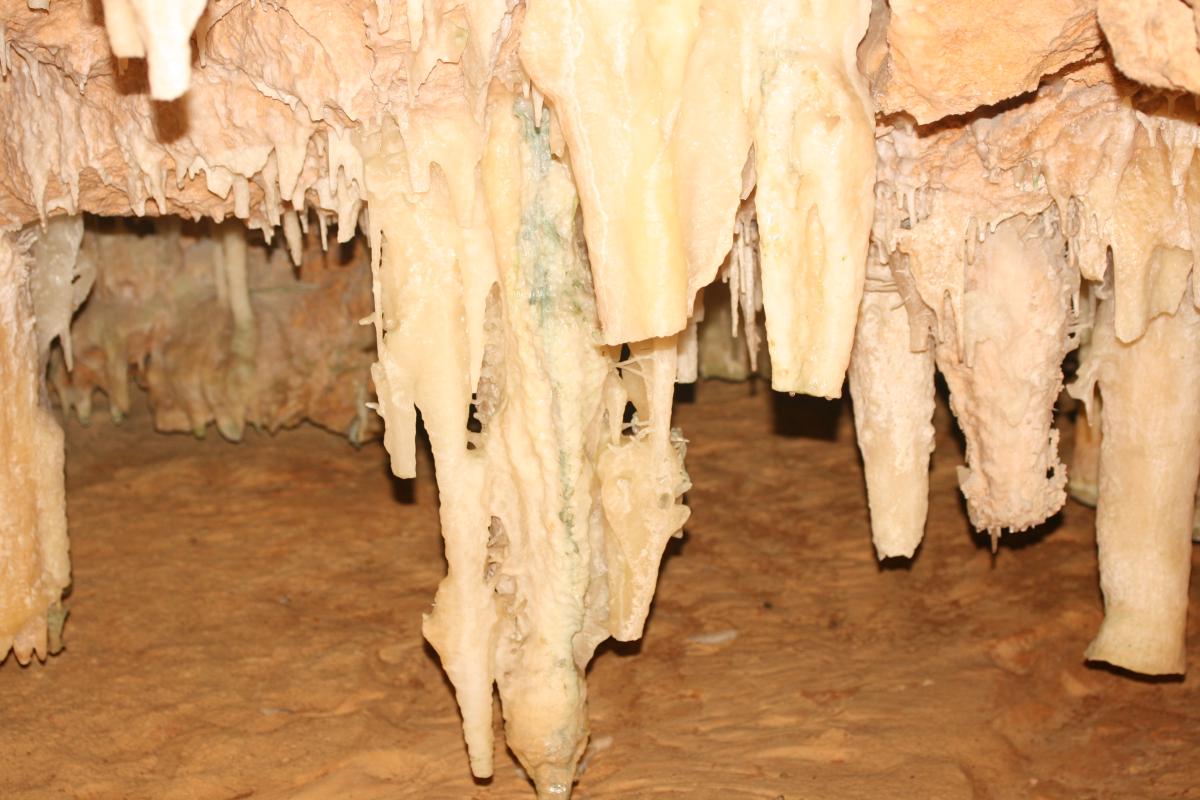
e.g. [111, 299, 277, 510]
[49, 218, 376, 441]
[3, 0, 1200, 796]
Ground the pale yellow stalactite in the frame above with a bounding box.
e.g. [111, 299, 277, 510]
[213, 220, 255, 441]
[520, 0, 874, 395]
[848, 259, 936, 559]
[0, 231, 69, 665]
[1079, 288, 1200, 675]
[519, 0, 706, 344]
[360, 114, 498, 777]
[283, 209, 303, 268]
[220, 220, 253, 331]
[359, 79, 691, 796]
[480, 94, 612, 794]
[669, 0, 755, 305]
[753, 0, 877, 398]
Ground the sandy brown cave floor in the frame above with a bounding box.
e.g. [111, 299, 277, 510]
[3, 381, 1200, 799]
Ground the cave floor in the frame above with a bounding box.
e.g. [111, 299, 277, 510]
[2, 380, 1199, 799]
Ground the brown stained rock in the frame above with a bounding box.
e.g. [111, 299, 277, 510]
[1099, 0, 1200, 95]
[875, 0, 1103, 124]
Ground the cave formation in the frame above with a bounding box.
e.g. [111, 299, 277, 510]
[3, 0, 1200, 797]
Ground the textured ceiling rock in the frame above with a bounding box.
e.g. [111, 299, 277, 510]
[0, 0, 432, 233]
[874, 0, 1103, 123]
[1099, 0, 1200, 95]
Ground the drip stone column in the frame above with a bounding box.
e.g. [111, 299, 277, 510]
[0, 230, 70, 664]
[1083, 289, 1200, 675]
[848, 259, 936, 559]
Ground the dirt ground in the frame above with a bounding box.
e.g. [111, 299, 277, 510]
[2, 379, 1199, 799]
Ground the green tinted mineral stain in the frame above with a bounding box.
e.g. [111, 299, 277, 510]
[513, 101, 600, 558]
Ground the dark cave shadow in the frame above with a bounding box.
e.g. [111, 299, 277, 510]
[384, 461, 416, 505]
[677, 377, 767, 409]
[1084, 660, 1185, 684]
[875, 544, 922, 572]
[382, 415, 433, 505]
[960, 502, 1065, 555]
[152, 98, 189, 144]
[770, 388, 845, 441]
[935, 373, 967, 457]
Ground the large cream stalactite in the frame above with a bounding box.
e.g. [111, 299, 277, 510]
[0, 230, 69, 665]
[359, 108, 499, 778]
[848, 258, 936, 559]
[934, 214, 1075, 537]
[1075, 288, 1200, 675]
[519, 0, 875, 400]
[479, 88, 688, 797]
[361, 77, 690, 796]
[517, 0, 712, 344]
[754, 0, 876, 398]
[480, 95, 612, 795]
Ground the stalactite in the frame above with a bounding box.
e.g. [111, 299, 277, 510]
[360, 82, 689, 797]
[359, 98, 499, 777]
[519, 0, 725, 344]
[99, 0, 208, 100]
[0, 230, 69, 665]
[848, 258, 936, 559]
[935, 213, 1075, 539]
[754, 0, 876, 398]
[519, 0, 876, 397]
[29, 214, 88, 368]
[1074, 286, 1200, 675]
[480, 96, 614, 792]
